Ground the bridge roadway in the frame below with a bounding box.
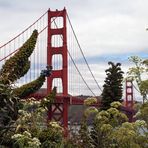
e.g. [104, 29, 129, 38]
[30, 88, 101, 106]
[30, 88, 135, 122]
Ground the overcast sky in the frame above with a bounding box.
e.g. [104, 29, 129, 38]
[0, 0, 148, 100]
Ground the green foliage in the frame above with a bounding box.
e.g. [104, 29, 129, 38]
[38, 122, 64, 148]
[1, 97, 147, 148]
[13, 75, 46, 99]
[79, 116, 94, 148]
[64, 138, 81, 148]
[0, 80, 18, 137]
[40, 87, 56, 110]
[15, 98, 46, 136]
[90, 110, 113, 147]
[112, 120, 148, 148]
[2, 88, 60, 148]
[0, 30, 47, 147]
[12, 131, 41, 148]
[0, 30, 49, 141]
[0, 81, 19, 147]
[0, 29, 55, 147]
[127, 56, 148, 103]
[0, 30, 38, 84]
[84, 97, 97, 106]
[16, 88, 64, 148]
[79, 100, 127, 148]
[14, 88, 56, 135]
[140, 80, 148, 97]
[135, 102, 148, 126]
[90, 101, 148, 148]
[143, 58, 148, 73]
[110, 101, 122, 109]
[83, 97, 99, 117]
[101, 62, 124, 110]
[0, 29, 41, 132]
[94, 104, 122, 147]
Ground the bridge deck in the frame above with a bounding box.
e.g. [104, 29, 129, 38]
[30, 88, 100, 106]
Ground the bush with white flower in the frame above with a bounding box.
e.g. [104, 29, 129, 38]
[12, 131, 41, 148]
[84, 97, 97, 106]
[110, 101, 122, 109]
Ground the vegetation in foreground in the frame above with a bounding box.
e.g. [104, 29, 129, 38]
[0, 97, 147, 148]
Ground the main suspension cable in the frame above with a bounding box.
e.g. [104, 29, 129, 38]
[0, 11, 48, 49]
[66, 13, 102, 92]
[0, 11, 63, 62]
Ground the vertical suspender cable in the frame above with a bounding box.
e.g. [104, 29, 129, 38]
[54, 18, 96, 96]
[66, 13, 102, 93]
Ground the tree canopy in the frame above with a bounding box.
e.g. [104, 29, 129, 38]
[101, 62, 124, 110]
[127, 56, 148, 103]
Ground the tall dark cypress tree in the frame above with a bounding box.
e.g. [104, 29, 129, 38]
[101, 62, 124, 110]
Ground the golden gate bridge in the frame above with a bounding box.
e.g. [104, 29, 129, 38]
[0, 8, 135, 132]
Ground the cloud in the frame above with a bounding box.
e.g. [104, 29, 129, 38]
[0, 1, 13, 9]
[69, 11, 148, 57]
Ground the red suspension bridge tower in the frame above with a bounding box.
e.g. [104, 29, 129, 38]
[47, 8, 68, 95]
[46, 8, 69, 130]
[125, 80, 134, 108]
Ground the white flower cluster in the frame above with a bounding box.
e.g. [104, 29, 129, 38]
[28, 137, 41, 147]
[22, 112, 32, 121]
[50, 121, 61, 128]
[18, 109, 26, 114]
[11, 133, 22, 139]
[107, 107, 119, 115]
[12, 131, 41, 148]
[21, 98, 40, 106]
[37, 107, 46, 113]
[49, 121, 63, 132]
[110, 101, 122, 108]
[18, 110, 32, 122]
[23, 131, 32, 137]
[134, 111, 141, 118]
[12, 131, 31, 139]
[85, 107, 98, 116]
[100, 124, 113, 132]
[99, 110, 110, 118]
[84, 97, 97, 106]
[122, 122, 135, 130]
[135, 120, 147, 127]
[43, 97, 53, 103]
[96, 111, 110, 123]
